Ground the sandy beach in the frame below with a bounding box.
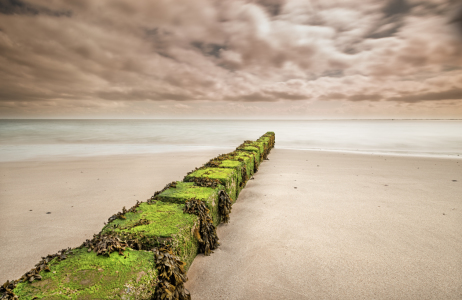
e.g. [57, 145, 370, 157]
[185, 149, 462, 299]
[1, 148, 461, 299]
[0, 149, 230, 283]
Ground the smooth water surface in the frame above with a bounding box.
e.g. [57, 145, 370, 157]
[1, 119, 461, 161]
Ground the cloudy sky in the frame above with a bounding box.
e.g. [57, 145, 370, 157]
[0, 0, 461, 119]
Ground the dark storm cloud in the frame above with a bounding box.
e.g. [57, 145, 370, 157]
[388, 88, 462, 103]
[0, 0, 71, 17]
[320, 93, 383, 102]
[0, 0, 461, 116]
[191, 41, 226, 58]
[267, 91, 309, 100]
[348, 94, 383, 102]
[383, 0, 411, 17]
[255, 0, 285, 17]
[451, 5, 462, 38]
[225, 92, 277, 102]
[97, 90, 194, 101]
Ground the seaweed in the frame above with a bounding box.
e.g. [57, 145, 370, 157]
[207, 157, 249, 189]
[1, 248, 73, 299]
[81, 232, 128, 256]
[84, 219, 164, 255]
[150, 181, 178, 202]
[184, 168, 238, 203]
[218, 190, 232, 223]
[0, 281, 17, 300]
[187, 176, 221, 189]
[236, 141, 261, 172]
[152, 245, 190, 300]
[257, 132, 275, 160]
[107, 200, 143, 222]
[183, 199, 219, 256]
[240, 164, 248, 188]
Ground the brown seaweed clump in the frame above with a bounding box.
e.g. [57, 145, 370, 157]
[1, 280, 18, 300]
[183, 199, 219, 256]
[81, 232, 128, 256]
[22, 248, 73, 283]
[153, 245, 190, 300]
[82, 217, 157, 255]
[186, 177, 221, 189]
[218, 190, 232, 223]
[107, 200, 143, 222]
[1, 248, 73, 299]
[149, 181, 178, 202]
[239, 165, 248, 188]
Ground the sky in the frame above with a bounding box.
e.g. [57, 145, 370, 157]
[0, 0, 461, 119]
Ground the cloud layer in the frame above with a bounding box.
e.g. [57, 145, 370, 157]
[0, 0, 461, 117]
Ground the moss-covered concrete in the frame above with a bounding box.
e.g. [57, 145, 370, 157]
[184, 168, 238, 203]
[257, 136, 270, 158]
[232, 150, 256, 177]
[156, 181, 222, 226]
[102, 201, 199, 269]
[259, 132, 275, 152]
[237, 142, 263, 169]
[215, 160, 247, 195]
[13, 248, 156, 300]
[5, 131, 276, 300]
[202, 150, 256, 198]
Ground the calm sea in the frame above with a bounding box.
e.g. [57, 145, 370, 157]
[0, 119, 461, 161]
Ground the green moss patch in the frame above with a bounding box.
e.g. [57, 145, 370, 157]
[216, 160, 248, 195]
[261, 132, 275, 148]
[236, 141, 263, 170]
[206, 150, 255, 179]
[156, 181, 222, 226]
[13, 248, 156, 300]
[184, 168, 238, 203]
[102, 201, 199, 269]
[257, 136, 271, 159]
[233, 151, 256, 180]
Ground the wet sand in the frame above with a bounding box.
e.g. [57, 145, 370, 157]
[185, 149, 462, 299]
[0, 149, 229, 283]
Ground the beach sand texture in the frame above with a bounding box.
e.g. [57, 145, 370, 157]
[185, 149, 462, 299]
[1, 148, 461, 299]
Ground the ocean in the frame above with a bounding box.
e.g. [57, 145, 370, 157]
[0, 119, 461, 161]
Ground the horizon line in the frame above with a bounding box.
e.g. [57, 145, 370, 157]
[1, 118, 462, 121]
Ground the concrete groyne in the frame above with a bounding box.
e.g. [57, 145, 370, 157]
[1, 132, 275, 299]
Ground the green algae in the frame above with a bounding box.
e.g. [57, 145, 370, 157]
[102, 202, 199, 269]
[259, 132, 275, 151]
[257, 136, 271, 159]
[156, 181, 222, 226]
[236, 142, 262, 170]
[184, 168, 238, 203]
[13, 248, 156, 300]
[206, 150, 255, 179]
[216, 160, 247, 194]
[258, 132, 275, 160]
[232, 150, 256, 179]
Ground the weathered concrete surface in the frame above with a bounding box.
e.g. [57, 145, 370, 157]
[185, 149, 462, 299]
